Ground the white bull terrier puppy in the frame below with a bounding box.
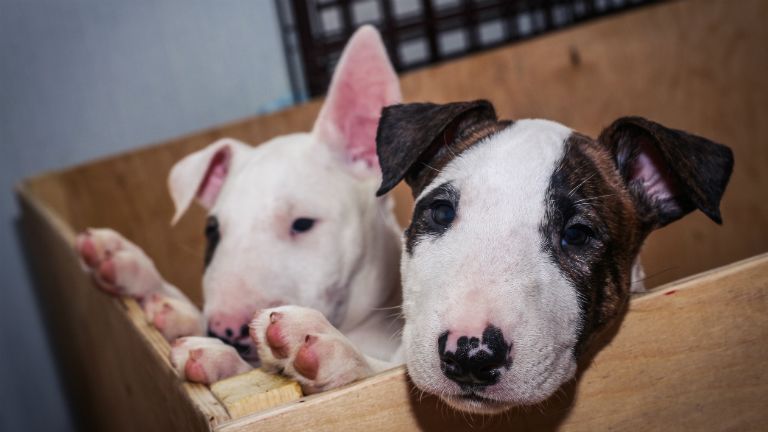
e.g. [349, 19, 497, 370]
[372, 100, 733, 413]
[75, 25, 404, 392]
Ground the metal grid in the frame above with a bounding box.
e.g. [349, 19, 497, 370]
[277, 0, 662, 99]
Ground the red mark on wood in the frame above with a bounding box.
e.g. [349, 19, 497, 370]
[664, 290, 677, 296]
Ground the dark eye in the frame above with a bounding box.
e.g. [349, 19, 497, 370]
[562, 224, 593, 247]
[291, 218, 315, 234]
[430, 201, 456, 227]
[205, 216, 219, 238]
[204, 216, 220, 267]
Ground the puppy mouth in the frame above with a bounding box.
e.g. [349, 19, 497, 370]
[460, 392, 493, 402]
[233, 341, 259, 362]
[442, 391, 512, 414]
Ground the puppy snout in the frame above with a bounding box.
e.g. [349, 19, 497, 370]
[438, 325, 512, 387]
[207, 316, 253, 352]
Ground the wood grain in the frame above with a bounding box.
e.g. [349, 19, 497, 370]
[210, 369, 303, 418]
[219, 253, 768, 431]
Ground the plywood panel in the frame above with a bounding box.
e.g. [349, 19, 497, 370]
[16, 188, 228, 431]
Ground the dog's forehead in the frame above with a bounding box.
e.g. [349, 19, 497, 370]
[420, 119, 573, 208]
[243, 133, 325, 185]
[215, 133, 353, 218]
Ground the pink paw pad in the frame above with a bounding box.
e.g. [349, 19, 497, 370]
[77, 234, 99, 268]
[293, 335, 320, 380]
[265, 312, 289, 359]
[98, 259, 117, 285]
[250, 306, 374, 393]
[143, 295, 203, 341]
[184, 349, 210, 383]
[150, 302, 173, 329]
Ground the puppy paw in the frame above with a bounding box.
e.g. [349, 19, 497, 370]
[75, 228, 164, 298]
[170, 337, 252, 384]
[142, 293, 204, 341]
[250, 306, 373, 394]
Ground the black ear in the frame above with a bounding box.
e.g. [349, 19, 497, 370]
[599, 117, 734, 227]
[375, 100, 498, 196]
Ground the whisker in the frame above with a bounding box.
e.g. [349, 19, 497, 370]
[371, 305, 402, 311]
[572, 193, 617, 204]
[421, 161, 440, 173]
[571, 201, 598, 208]
[388, 327, 404, 342]
[632, 266, 678, 285]
[567, 172, 597, 197]
[443, 134, 458, 158]
[460, 408, 469, 424]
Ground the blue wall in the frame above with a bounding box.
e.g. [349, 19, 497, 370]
[0, 1, 293, 430]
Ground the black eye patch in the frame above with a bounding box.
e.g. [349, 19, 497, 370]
[405, 182, 460, 254]
[204, 215, 220, 267]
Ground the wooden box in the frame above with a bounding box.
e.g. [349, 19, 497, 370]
[17, 1, 768, 430]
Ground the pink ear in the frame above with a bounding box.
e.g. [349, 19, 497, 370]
[312, 25, 402, 172]
[167, 138, 248, 224]
[627, 138, 681, 204]
[196, 148, 230, 208]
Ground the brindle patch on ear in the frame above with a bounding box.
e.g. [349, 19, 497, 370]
[599, 117, 734, 228]
[541, 133, 644, 354]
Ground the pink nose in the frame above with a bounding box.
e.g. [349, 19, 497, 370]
[207, 312, 254, 350]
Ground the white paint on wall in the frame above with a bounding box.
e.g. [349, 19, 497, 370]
[0, 1, 293, 430]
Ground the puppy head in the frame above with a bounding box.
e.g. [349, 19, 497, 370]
[167, 26, 401, 360]
[376, 100, 733, 413]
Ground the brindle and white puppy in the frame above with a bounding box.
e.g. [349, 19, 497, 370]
[374, 100, 733, 414]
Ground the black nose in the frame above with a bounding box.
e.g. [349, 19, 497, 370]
[438, 325, 511, 387]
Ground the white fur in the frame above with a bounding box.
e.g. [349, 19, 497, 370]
[401, 120, 582, 413]
[77, 131, 403, 386]
[195, 134, 402, 359]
